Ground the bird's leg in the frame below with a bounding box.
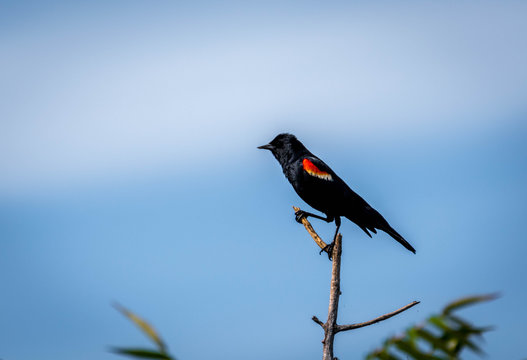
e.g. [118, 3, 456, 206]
[295, 210, 333, 224]
[319, 216, 341, 260]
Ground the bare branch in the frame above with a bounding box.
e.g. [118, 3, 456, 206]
[293, 205, 418, 359]
[312, 316, 325, 328]
[322, 233, 342, 360]
[292, 206, 328, 251]
[336, 301, 420, 333]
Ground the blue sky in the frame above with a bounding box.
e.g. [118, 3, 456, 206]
[1, 1, 526, 359]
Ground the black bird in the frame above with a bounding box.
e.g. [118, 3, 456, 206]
[258, 133, 415, 257]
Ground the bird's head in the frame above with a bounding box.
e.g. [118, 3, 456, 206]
[258, 133, 309, 165]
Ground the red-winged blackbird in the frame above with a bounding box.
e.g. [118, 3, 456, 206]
[258, 133, 416, 257]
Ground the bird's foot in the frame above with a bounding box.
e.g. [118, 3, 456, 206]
[319, 241, 335, 260]
[295, 210, 307, 223]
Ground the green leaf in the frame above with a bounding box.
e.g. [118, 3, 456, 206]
[415, 328, 454, 356]
[111, 348, 173, 360]
[366, 348, 401, 360]
[114, 303, 167, 353]
[407, 327, 419, 342]
[376, 351, 402, 360]
[442, 294, 498, 315]
[463, 338, 484, 355]
[394, 339, 444, 360]
[428, 316, 451, 333]
[365, 293, 497, 360]
[447, 315, 494, 335]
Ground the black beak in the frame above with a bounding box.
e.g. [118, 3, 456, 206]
[257, 144, 274, 151]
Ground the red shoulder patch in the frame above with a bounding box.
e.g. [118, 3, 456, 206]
[302, 159, 333, 181]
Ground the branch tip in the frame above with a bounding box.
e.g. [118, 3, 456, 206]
[312, 315, 325, 328]
[336, 300, 420, 333]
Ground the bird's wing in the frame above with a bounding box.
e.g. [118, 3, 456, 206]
[301, 157, 334, 181]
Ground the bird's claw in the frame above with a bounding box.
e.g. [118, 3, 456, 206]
[295, 210, 306, 223]
[319, 242, 335, 260]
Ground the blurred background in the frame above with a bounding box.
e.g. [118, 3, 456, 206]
[1, 1, 526, 359]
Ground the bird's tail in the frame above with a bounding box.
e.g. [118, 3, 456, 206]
[383, 225, 416, 254]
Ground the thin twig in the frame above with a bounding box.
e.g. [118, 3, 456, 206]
[292, 206, 328, 252]
[312, 316, 325, 328]
[336, 301, 420, 333]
